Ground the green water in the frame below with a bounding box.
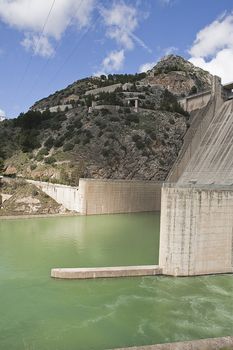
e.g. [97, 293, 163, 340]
[0, 213, 232, 350]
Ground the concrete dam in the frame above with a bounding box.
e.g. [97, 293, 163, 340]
[160, 77, 233, 276]
[30, 76, 233, 278]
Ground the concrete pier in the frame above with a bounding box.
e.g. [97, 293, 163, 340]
[111, 336, 233, 350]
[51, 265, 162, 279]
[159, 184, 233, 276]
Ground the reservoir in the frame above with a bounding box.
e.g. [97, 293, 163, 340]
[0, 213, 232, 350]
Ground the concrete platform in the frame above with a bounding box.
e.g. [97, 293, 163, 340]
[51, 265, 162, 279]
[110, 336, 233, 350]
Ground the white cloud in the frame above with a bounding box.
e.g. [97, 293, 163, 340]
[101, 2, 137, 50]
[96, 2, 150, 76]
[164, 46, 178, 55]
[21, 33, 54, 58]
[95, 49, 125, 75]
[189, 13, 233, 84]
[190, 49, 233, 84]
[101, 2, 149, 52]
[0, 0, 95, 57]
[138, 60, 157, 73]
[0, 108, 6, 117]
[189, 14, 233, 58]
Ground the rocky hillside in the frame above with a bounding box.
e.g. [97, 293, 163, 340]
[143, 55, 212, 96]
[0, 178, 65, 215]
[0, 55, 213, 185]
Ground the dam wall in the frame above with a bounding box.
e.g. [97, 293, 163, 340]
[178, 100, 233, 185]
[178, 90, 211, 113]
[27, 179, 161, 215]
[168, 99, 217, 182]
[162, 92, 233, 276]
[159, 184, 233, 276]
[78, 179, 162, 215]
[168, 76, 224, 183]
[27, 180, 80, 212]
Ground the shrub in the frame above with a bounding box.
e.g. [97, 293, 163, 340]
[73, 120, 83, 129]
[44, 136, 54, 149]
[189, 86, 197, 95]
[132, 134, 141, 143]
[82, 138, 90, 145]
[102, 148, 110, 157]
[0, 158, 4, 173]
[160, 89, 189, 117]
[54, 137, 65, 148]
[127, 114, 139, 123]
[73, 136, 80, 144]
[36, 154, 43, 161]
[32, 189, 39, 196]
[110, 116, 120, 122]
[30, 164, 37, 171]
[37, 148, 49, 157]
[135, 140, 145, 150]
[44, 156, 56, 164]
[100, 108, 111, 115]
[169, 117, 175, 125]
[64, 129, 74, 139]
[63, 142, 74, 152]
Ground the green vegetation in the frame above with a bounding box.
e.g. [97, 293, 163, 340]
[160, 89, 189, 117]
[94, 73, 147, 88]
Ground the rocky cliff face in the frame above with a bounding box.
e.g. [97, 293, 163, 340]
[143, 55, 212, 96]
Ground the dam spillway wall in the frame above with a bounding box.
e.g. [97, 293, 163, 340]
[167, 98, 217, 182]
[78, 179, 162, 215]
[159, 184, 233, 276]
[178, 100, 233, 185]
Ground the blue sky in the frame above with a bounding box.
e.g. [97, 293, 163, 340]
[0, 0, 233, 118]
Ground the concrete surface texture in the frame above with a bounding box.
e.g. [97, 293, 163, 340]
[110, 336, 233, 350]
[78, 179, 162, 215]
[27, 180, 80, 212]
[178, 90, 211, 113]
[51, 265, 162, 279]
[168, 98, 217, 182]
[168, 76, 224, 182]
[178, 100, 233, 185]
[159, 184, 233, 276]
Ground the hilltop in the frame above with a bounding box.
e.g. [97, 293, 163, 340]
[144, 55, 212, 96]
[0, 55, 213, 185]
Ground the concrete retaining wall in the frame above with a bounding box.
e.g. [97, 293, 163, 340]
[27, 180, 80, 212]
[179, 90, 211, 113]
[159, 184, 233, 276]
[79, 179, 162, 215]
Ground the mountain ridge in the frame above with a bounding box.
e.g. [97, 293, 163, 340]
[0, 55, 213, 185]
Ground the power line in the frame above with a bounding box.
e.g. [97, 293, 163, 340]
[25, 0, 85, 99]
[46, 12, 100, 89]
[16, 0, 56, 94]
